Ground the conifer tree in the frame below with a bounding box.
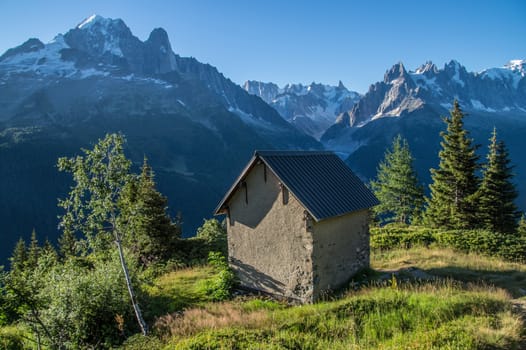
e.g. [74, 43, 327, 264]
[121, 157, 180, 265]
[26, 229, 40, 269]
[518, 214, 526, 236]
[58, 229, 77, 259]
[10, 238, 27, 273]
[475, 128, 520, 233]
[425, 101, 480, 229]
[371, 135, 424, 224]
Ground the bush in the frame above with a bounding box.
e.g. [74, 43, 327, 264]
[0, 326, 25, 350]
[197, 252, 236, 301]
[370, 225, 436, 250]
[371, 225, 526, 263]
[196, 219, 228, 256]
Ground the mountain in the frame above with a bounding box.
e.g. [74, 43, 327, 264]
[320, 60, 526, 213]
[0, 15, 321, 264]
[243, 80, 360, 139]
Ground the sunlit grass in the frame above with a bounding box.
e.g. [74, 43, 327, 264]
[118, 247, 526, 349]
[372, 246, 526, 297]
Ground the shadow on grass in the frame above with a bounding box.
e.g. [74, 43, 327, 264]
[423, 266, 526, 298]
[143, 290, 205, 323]
[353, 265, 526, 298]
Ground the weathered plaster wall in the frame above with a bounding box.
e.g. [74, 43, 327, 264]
[311, 209, 370, 299]
[227, 163, 314, 302]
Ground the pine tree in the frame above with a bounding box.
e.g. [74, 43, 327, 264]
[26, 229, 40, 269]
[475, 128, 520, 233]
[42, 238, 58, 262]
[370, 135, 424, 224]
[425, 101, 480, 229]
[122, 157, 180, 266]
[10, 238, 27, 273]
[58, 229, 77, 259]
[518, 214, 526, 236]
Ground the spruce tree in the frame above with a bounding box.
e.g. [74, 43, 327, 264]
[371, 135, 424, 224]
[26, 229, 40, 269]
[10, 238, 27, 273]
[475, 128, 520, 233]
[425, 101, 479, 229]
[58, 229, 77, 259]
[122, 157, 180, 266]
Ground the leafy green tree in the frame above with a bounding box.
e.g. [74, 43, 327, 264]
[196, 218, 227, 255]
[475, 128, 520, 234]
[57, 133, 148, 336]
[370, 135, 424, 224]
[425, 101, 480, 229]
[121, 158, 181, 266]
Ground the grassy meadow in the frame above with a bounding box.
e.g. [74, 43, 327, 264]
[117, 247, 526, 350]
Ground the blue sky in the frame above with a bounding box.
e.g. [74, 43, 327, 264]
[1, 0, 525, 93]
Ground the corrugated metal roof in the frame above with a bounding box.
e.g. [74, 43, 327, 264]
[215, 150, 379, 221]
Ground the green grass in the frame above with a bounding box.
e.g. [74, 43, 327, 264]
[119, 246, 526, 349]
[142, 265, 216, 321]
[372, 246, 526, 298]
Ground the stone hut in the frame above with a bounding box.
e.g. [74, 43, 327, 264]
[214, 150, 378, 302]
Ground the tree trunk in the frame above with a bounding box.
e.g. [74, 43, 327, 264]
[115, 231, 148, 335]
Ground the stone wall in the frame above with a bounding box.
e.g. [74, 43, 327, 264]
[311, 209, 370, 299]
[226, 162, 314, 302]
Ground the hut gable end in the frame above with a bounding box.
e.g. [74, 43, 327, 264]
[214, 150, 378, 303]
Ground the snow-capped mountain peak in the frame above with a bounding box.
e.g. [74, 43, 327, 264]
[505, 59, 526, 76]
[244, 80, 361, 139]
[415, 61, 438, 75]
[77, 14, 101, 29]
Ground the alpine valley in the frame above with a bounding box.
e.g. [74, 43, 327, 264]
[1, 15, 525, 264]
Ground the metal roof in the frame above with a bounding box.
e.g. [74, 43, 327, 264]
[214, 150, 379, 221]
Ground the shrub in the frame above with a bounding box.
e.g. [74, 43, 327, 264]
[371, 225, 526, 263]
[196, 219, 228, 256]
[197, 252, 236, 301]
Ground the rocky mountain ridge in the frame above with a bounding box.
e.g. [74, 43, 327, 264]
[0, 15, 320, 264]
[243, 80, 360, 139]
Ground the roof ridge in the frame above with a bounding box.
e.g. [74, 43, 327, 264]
[255, 150, 334, 157]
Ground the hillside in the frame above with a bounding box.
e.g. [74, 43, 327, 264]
[124, 247, 526, 348]
[0, 15, 321, 264]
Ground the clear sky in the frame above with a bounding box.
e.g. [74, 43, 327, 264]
[1, 0, 525, 93]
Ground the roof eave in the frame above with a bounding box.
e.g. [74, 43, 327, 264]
[213, 153, 259, 215]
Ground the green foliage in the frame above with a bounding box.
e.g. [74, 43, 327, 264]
[169, 284, 518, 349]
[5, 249, 136, 349]
[425, 101, 480, 229]
[0, 325, 26, 350]
[370, 225, 526, 263]
[57, 133, 149, 336]
[58, 229, 77, 260]
[371, 135, 424, 224]
[37, 255, 135, 349]
[26, 229, 39, 270]
[196, 218, 227, 256]
[370, 225, 436, 250]
[121, 157, 181, 266]
[57, 133, 132, 256]
[475, 128, 520, 234]
[197, 252, 236, 301]
[9, 239, 26, 274]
